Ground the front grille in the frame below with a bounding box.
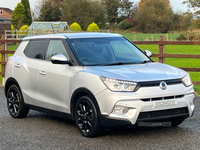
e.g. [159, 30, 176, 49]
[138, 107, 188, 120]
[141, 95, 184, 102]
[134, 79, 182, 92]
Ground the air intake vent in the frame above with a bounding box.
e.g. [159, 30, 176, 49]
[138, 107, 188, 120]
[141, 95, 184, 102]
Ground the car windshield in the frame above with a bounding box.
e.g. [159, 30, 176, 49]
[68, 37, 152, 66]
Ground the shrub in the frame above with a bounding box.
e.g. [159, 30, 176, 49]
[87, 22, 100, 32]
[118, 20, 133, 30]
[70, 22, 82, 31]
[125, 18, 137, 26]
[11, 25, 15, 34]
[19, 25, 29, 34]
[176, 33, 200, 41]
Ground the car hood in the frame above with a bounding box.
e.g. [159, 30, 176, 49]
[83, 62, 186, 82]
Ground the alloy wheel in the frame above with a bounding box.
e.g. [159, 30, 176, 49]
[76, 100, 94, 134]
[7, 86, 20, 116]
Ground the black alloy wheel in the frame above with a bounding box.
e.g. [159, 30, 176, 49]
[75, 96, 102, 137]
[6, 85, 29, 118]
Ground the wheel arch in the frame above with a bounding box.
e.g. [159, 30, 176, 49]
[4, 77, 21, 96]
[70, 88, 101, 118]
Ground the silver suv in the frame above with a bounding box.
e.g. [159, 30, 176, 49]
[4, 33, 195, 137]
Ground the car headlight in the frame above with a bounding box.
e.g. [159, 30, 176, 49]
[182, 73, 192, 87]
[100, 76, 137, 92]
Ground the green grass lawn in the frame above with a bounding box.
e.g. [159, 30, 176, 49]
[0, 44, 17, 83]
[121, 33, 181, 41]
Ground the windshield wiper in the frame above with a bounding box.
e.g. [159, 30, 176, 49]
[103, 62, 136, 66]
[140, 60, 152, 64]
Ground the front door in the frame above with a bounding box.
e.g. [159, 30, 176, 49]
[38, 40, 72, 113]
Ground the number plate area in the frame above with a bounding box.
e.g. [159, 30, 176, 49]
[138, 122, 172, 127]
[153, 100, 177, 108]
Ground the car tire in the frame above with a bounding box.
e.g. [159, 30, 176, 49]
[171, 119, 185, 126]
[6, 85, 29, 118]
[74, 96, 102, 137]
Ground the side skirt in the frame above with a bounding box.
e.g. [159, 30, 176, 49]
[25, 104, 74, 120]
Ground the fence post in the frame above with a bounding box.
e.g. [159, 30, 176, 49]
[159, 36, 165, 63]
[16, 29, 18, 40]
[4, 30, 8, 62]
[1, 36, 6, 86]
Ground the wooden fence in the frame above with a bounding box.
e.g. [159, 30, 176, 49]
[0, 36, 200, 85]
[0, 37, 22, 85]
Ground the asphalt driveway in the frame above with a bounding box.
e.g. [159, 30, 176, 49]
[0, 86, 200, 150]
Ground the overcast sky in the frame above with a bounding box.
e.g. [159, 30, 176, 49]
[0, 0, 190, 13]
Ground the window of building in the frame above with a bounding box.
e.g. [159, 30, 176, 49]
[0, 10, 3, 15]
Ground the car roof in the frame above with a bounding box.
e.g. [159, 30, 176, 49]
[24, 32, 123, 40]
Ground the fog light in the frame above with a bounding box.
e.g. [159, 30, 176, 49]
[112, 106, 129, 115]
[190, 98, 195, 106]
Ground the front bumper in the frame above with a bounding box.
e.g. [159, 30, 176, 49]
[96, 85, 195, 127]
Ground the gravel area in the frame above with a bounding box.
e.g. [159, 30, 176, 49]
[0, 86, 200, 150]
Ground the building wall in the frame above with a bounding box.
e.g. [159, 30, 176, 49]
[0, 8, 12, 19]
[0, 21, 11, 39]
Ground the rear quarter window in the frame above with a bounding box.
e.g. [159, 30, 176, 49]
[25, 40, 47, 60]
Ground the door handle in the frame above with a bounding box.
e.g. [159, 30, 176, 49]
[14, 64, 20, 68]
[39, 71, 46, 75]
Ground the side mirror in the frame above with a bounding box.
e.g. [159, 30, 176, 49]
[144, 50, 152, 57]
[51, 54, 72, 65]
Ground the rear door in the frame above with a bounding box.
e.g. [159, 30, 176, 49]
[38, 39, 72, 113]
[14, 40, 48, 105]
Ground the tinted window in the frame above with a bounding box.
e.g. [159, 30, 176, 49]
[46, 40, 69, 61]
[26, 40, 47, 60]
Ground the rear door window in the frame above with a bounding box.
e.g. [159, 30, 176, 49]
[25, 40, 47, 60]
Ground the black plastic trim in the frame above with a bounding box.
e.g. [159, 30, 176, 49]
[70, 88, 101, 117]
[99, 115, 132, 127]
[4, 77, 20, 96]
[63, 39, 79, 66]
[25, 104, 74, 120]
[137, 113, 189, 122]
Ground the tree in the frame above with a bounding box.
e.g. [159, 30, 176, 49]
[102, 0, 120, 23]
[119, 0, 134, 18]
[139, 0, 170, 8]
[102, 0, 134, 23]
[183, 0, 200, 29]
[183, 0, 200, 10]
[11, 3, 27, 29]
[181, 12, 193, 30]
[171, 13, 183, 31]
[61, 0, 105, 30]
[21, 0, 32, 25]
[136, 0, 173, 33]
[38, 0, 62, 21]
